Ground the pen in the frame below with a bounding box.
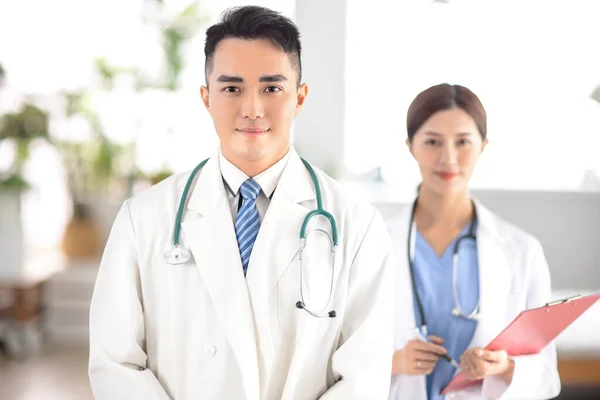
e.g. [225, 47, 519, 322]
[413, 327, 460, 369]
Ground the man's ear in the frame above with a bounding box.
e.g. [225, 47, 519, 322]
[294, 83, 308, 117]
[200, 86, 210, 110]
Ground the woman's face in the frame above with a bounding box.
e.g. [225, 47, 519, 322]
[407, 107, 487, 196]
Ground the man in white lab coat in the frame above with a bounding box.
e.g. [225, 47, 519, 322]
[88, 5, 394, 400]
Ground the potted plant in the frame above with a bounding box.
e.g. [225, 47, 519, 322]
[0, 103, 50, 188]
[0, 99, 51, 278]
[55, 90, 131, 259]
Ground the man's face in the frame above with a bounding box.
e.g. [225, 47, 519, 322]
[201, 38, 307, 173]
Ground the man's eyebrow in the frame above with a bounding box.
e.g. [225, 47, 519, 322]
[259, 74, 287, 82]
[216, 75, 243, 83]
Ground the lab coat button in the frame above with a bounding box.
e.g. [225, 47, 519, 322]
[204, 344, 217, 356]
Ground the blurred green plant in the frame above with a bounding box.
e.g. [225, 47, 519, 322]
[0, 62, 5, 88]
[0, 103, 51, 190]
[1, 2, 208, 197]
[80, 0, 208, 188]
[160, 1, 206, 90]
[591, 83, 600, 105]
[64, 1, 209, 191]
[94, 57, 137, 90]
[97, 1, 207, 92]
[57, 90, 133, 209]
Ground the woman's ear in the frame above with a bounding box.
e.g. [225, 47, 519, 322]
[406, 138, 414, 157]
[481, 138, 489, 152]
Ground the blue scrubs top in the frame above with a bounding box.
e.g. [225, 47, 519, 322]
[412, 223, 480, 400]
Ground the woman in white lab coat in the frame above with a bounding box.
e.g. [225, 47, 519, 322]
[387, 83, 561, 400]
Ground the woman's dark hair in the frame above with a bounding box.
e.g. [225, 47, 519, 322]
[406, 83, 487, 142]
[204, 6, 302, 84]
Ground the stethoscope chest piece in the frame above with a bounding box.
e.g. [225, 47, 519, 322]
[164, 245, 192, 265]
[451, 306, 480, 320]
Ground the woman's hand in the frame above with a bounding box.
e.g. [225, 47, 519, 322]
[392, 335, 447, 375]
[460, 348, 515, 384]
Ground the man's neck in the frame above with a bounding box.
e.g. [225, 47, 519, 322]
[222, 148, 289, 178]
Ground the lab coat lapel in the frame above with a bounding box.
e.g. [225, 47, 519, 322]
[388, 204, 419, 342]
[243, 149, 315, 390]
[388, 203, 428, 398]
[249, 149, 316, 299]
[181, 156, 260, 400]
[468, 201, 512, 349]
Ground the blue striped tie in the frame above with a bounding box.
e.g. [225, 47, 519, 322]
[235, 179, 261, 275]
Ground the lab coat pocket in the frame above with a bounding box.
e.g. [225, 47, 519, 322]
[277, 231, 335, 337]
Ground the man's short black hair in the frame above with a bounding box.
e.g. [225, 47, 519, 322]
[204, 6, 302, 85]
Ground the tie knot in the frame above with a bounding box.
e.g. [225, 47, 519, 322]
[240, 179, 261, 200]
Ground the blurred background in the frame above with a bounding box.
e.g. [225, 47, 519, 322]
[0, 0, 599, 398]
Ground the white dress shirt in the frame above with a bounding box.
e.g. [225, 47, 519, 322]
[219, 149, 291, 224]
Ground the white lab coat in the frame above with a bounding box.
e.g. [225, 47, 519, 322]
[386, 200, 561, 400]
[88, 149, 394, 400]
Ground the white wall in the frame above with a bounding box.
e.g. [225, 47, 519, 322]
[344, 0, 600, 192]
[293, 0, 600, 292]
[294, 0, 347, 178]
[368, 189, 600, 291]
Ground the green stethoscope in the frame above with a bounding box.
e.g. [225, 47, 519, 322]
[163, 157, 339, 318]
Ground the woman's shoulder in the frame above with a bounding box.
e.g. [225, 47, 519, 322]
[476, 200, 544, 254]
[383, 204, 413, 234]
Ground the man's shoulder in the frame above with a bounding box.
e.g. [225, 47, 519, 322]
[126, 170, 193, 213]
[309, 166, 380, 228]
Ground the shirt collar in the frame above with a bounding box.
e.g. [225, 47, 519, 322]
[218, 149, 291, 198]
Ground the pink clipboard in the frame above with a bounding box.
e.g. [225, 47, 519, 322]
[441, 292, 600, 395]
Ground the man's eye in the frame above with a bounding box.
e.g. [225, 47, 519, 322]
[265, 86, 281, 93]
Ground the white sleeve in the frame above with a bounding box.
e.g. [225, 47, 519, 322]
[481, 240, 561, 399]
[88, 200, 172, 400]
